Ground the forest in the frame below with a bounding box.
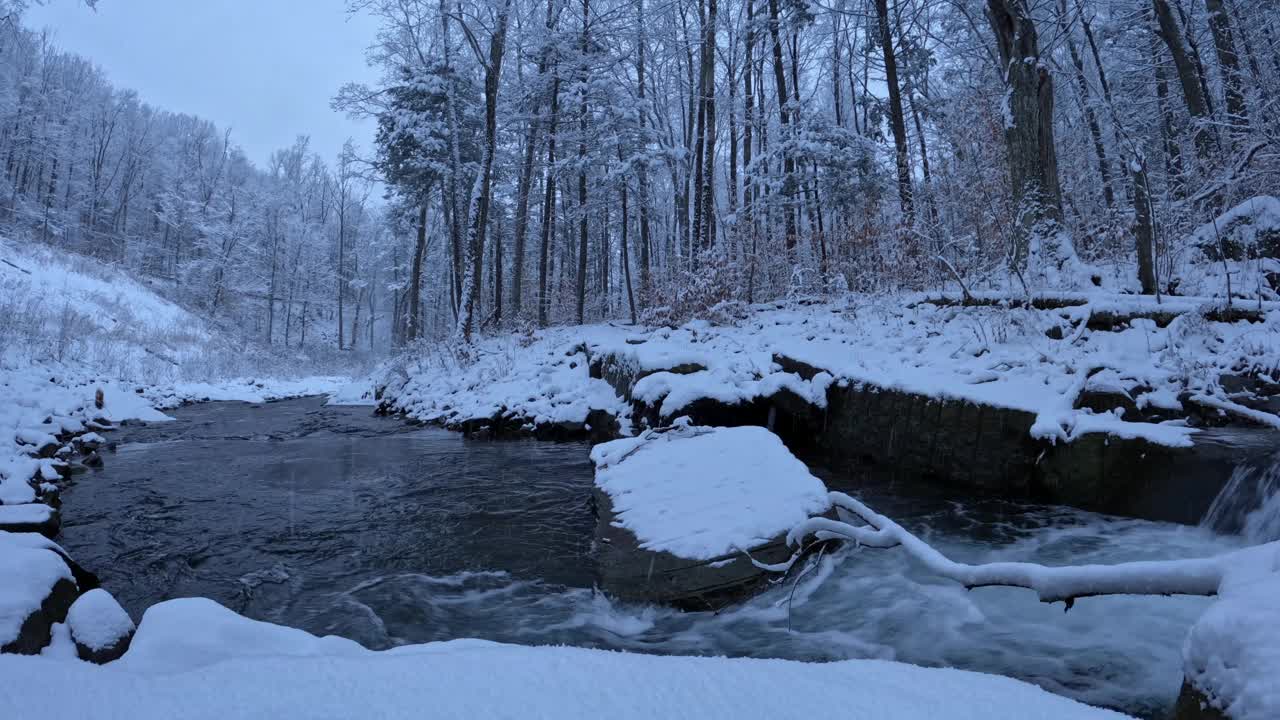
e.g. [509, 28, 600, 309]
[2, 0, 1276, 353]
[3, 2, 1280, 718]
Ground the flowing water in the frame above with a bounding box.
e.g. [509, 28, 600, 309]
[1201, 449, 1280, 544]
[59, 396, 1260, 718]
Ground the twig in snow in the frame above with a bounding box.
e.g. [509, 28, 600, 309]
[1, 257, 31, 274]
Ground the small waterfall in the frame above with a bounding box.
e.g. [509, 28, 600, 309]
[1202, 452, 1280, 544]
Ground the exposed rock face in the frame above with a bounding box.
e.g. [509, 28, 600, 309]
[67, 589, 136, 664]
[592, 488, 796, 610]
[1174, 679, 1230, 720]
[1, 577, 77, 654]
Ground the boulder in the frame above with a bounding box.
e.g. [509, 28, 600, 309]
[0, 540, 78, 654]
[0, 503, 61, 537]
[67, 589, 135, 664]
[590, 425, 830, 609]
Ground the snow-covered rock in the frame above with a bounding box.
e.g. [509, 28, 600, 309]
[66, 589, 135, 664]
[590, 425, 831, 608]
[0, 503, 60, 536]
[591, 425, 830, 561]
[1182, 542, 1280, 720]
[0, 534, 76, 654]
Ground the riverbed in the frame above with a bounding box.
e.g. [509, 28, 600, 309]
[58, 396, 1248, 717]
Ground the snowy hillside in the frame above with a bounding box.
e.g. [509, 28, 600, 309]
[1, 235, 359, 529]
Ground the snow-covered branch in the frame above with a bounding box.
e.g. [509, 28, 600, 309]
[783, 491, 1231, 608]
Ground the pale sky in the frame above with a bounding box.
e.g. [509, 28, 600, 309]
[26, 0, 382, 168]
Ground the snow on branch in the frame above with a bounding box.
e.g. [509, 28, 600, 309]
[779, 491, 1232, 609]
[1189, 393, 1280, 431]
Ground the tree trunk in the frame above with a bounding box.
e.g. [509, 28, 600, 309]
[575, 0, 591, 325]
[875, 0, 914, 226]
[511, 0, 559, 319]
[442, 0, 465, 320]
[636, 0, 653, 305]
[1132, 157, 1158, 295]
[619, 167, 638, 324]
[408, 204, 428, 342]
[986, 0, 1064, 269]
[699, 0, 717, 252]
[538, 74, 562, 327]
[1152, 0, 1213, 159]
[456, 0, 513, 343]
[1203, 0, 1249, 139]
[767, 0, 798, 250]
[1152, 15, 1185, 192]
[1059, 0, 1115, 209]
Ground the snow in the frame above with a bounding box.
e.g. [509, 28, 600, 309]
[0, 597, 1130, 720]
[0, 537, 71, 647]
[119, 597, 365, 673]
[591, 425, 831, 560]
[0, 502, 55, 527]
[379, 294, 1279, 451]
[1182, 542, 1280, 720]
[66, 590, 134, 652]
[1181, 196, 1280, 302]
[383, 326, 632, 430]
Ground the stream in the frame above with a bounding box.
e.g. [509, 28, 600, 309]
[58, 395, 1259, 718]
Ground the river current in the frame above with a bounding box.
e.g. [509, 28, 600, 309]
[60, 396, 1256, 717]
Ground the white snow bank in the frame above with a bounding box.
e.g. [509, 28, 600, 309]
[591, 425, 831, 560]
[383, 326, 632, 429]
[66, 590, 134, 652]
[382, 294, 1280, 450]
[118, 597, 365, 673]
[0, 597, 1130, 720]
[1182, 196, 1280, 301]
[1182, 542, 1280, 720]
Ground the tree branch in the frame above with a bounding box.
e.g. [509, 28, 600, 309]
[783, 491, 1229, 609]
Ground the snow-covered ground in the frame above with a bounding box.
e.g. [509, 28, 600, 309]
[0, 596, 1130, 720]
[382, 292, 1280, 448]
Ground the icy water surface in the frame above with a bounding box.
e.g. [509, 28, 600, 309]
[60, 396, 1249, 718]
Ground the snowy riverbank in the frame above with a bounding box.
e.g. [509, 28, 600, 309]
[1, 233, 370, 533]
[0, 595, 1131, 720]
[380, 293, 1280, 446]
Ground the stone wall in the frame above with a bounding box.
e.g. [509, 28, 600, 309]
[589, 346, 1264, 526]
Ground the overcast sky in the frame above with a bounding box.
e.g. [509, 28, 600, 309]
[26, 0, 382, 168]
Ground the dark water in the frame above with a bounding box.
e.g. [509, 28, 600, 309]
[59, 397, 1247, 717]
[59, 397, 598, 645]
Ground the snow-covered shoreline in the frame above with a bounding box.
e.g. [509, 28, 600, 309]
[380, 294, 1280, 444]
[0, 595, 1132, 720]
[374, 294, 1279, 524]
